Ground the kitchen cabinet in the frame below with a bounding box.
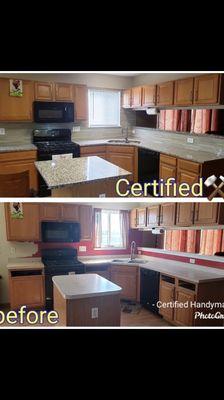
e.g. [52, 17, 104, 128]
[0, 150, 38, 193]
[130, 208, 137, 229]
[194, 203, 224, 225]
[122, 89, 132, 108]
[156, 81, 174, 106]
[141, 85, 156, 107]
[0, 79, 34, 121]
[79, 205, 93, 240]
[61, 204, 80, 221]
[107, 145, 138, 181]
[136, 208, 147, 228]
[174, 77, 194, 106]
[40, 204, 61, 221]
[173, 288, 195, 326]
[160, 203, 176, 227]
[159, 154, 177, 196]
[131, 86, 142, 108]
[34, 81, 54, 101]
[5, 203, 40, 242]
[177, 158, 201, 192]
[73, 85, 88, 120]
[193, 74, 220, 105]
[176, 203, 194, 226]
[55, 83, 73, 101]
[159, 276, 175, 321]
[147, 205, 160, 227]
[9, 269, 45, 309]
[80, 145, 107, 160]
[110, 265, 139, 301]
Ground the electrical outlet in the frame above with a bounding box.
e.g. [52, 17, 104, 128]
[91, 307, 98, 319]
[72, 126, 80, 132]
[138, 250, 142, 255]
[10, 247, 16, 256]
[189, 258, 195, 264]
[132, 129, 136, 134]
[187, 137, 194, 144]
[79, 246, 86, 252]
[0, 128, 5, 135]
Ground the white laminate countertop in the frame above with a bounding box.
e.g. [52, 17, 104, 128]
[53, 273, 122, 300]
[7, 257, 44, 271]
[35, 156, 131, 189]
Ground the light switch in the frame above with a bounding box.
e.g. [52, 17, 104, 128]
[79, 246, 86, 252]
[91, 307, 98, 319]
[187, 137, 194, 144]
[0, 128, 5, 135]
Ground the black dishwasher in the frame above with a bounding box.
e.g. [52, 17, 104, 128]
[138, 148, 160, 196]
[140, 268, 160, 314]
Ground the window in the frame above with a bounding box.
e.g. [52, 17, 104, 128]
[94, 209, 129, 249]
[88, 89, 121, 127]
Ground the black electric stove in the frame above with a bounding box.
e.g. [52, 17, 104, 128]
[42, 248, 85, 310]
[33, 128, 80, 196]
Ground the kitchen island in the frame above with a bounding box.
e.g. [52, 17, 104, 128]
[53, 274, 122, 326]
[35, 156, 131, 197]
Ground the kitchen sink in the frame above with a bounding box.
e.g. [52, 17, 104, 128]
[107, 139, 140, 144]
[112, 258, 148, 264]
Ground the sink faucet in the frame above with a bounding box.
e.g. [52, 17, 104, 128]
[130, 241, 137, 260]
[122, 126, 129, 143]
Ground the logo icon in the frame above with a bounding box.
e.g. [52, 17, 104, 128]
[204, 175, 224, 201]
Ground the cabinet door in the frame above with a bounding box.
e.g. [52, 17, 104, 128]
[136, 208, 147, 227]
[107, 146, 135, 179]
[159, 281, 175, 320]
[194, 74, 220, 105]
[174, 78, 194, 106]
[141, 85, 156, 106]
[73, 85, 88, 120]
[79, 205, 93, 240]
[122, 89, 132, 108]
[147, 205, 160, 227]
[194, 203, 219, 225]
[55, 83, 73, 101]
[176, 203, 194, 226]
[177, 159, 201, 194]
[160, 203, 176, 227]
[156, 81, 174, 106]
[159, 155, 177, 196]
[61, 204, 80, 221]
[131, 86, 142, 108]
[34, 81, 54, 101]
[0, 79, 34, 121]
[110, 265, 138, 301]
[40, 204, 61, 220]
[5, 203, 40, 241]
[10, 275, 45, 309]
[173, 289, 195, 326]
[130, 208, 137, 229]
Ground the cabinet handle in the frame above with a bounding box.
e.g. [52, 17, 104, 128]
[157, 93, 160, 103]
[195, 205, 199, 221]
[195, 89, 198, 101]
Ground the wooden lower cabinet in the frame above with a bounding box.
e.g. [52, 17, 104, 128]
[107, 146, 138, 181]
[109, 265, 139, 301]
[5, 203, 40, 241]
[173, 289, 195, 326]
[9, 270, 45, 310]
[159, 278, 175, 321]
[177, 159, 201, 193]
[159, 154, 177, 196]
[80, 145, 107, 160]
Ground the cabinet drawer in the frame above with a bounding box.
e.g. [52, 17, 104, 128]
[107, 145, 135, 154]
[0, 150, 37, 163]
[178, 159, 201, 174]
[160, 154, 177, 166]
[80, 146, 106, 155]
[110, 265, 138, 274]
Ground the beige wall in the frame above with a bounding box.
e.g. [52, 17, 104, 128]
[0, 204, 37, 304]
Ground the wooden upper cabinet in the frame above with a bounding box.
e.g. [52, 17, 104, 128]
[5, 203, 40, 242]
[122, 89, 132, 108]
[79, 205, 93, 241]
[174, 78, 194, 106]
[160, 203, 176, 227]
[156, 81, 174, 106]
[176, 203, 194, 226]
[147, 205, 160, 227]
[130, 209, 137, 229]
[136, 208, 147, 228]
[141, 85, 156, 107]
[194, 203, 219, 225]
[131, 86, 142, 108]
[73, 85, 88, 120]
[40, 204, 61, 221]
[55, 83, 73, 102]
[34, 81, 54, 101]
[0, 79, 34, 121]
[193, 74, 220, 105]
[61, 204, 80, 221]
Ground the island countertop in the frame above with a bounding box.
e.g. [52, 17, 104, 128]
[53, 273, 122, 299]
[35, 156, 131, 189]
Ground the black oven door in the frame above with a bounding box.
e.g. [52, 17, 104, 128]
[41, 221, 80, 242]
[33, 101, 74, 123]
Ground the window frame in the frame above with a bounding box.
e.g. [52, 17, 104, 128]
[94, 209, 127, 250]
[88, 88, 121, 128]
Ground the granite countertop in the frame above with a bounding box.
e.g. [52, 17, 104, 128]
[74, 137, 224, 163]
[53, 273, 122, 300]
[0, 143, 37, 152]
[7, 257, 44, 271]
[35, 156, 131, 189]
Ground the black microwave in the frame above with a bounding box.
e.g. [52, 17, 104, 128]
[41, 221, 80, 243]
[34, 101, 74, 123]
